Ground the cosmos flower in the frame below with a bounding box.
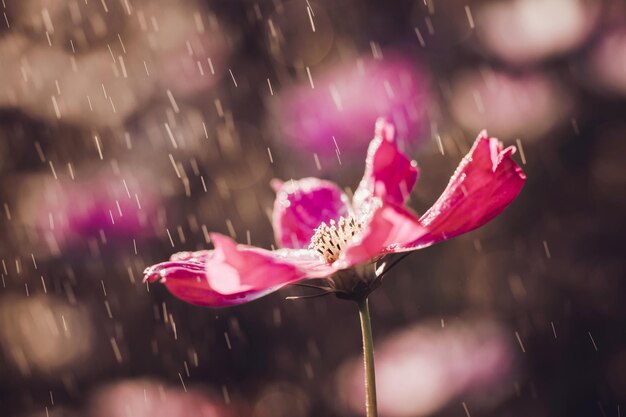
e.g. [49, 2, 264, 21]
[13, 167, 160, 257]
[276, 55, 427, 157]
[337, 318, 515, 417]
[90, 379, 230, 417]
[144, 119, 525, 307]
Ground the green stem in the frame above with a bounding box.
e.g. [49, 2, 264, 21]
[357, 297, 378, 417]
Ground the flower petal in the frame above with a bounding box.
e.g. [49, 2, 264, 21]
[143, 251, 252, 307]
[143, 235, 337, 307]
[336, 203, 428, 268]
[352, 118, 419, 215]
[272, 177, 351, 249]
[403, 131, 526, 249]
[207, 233, 337, 292]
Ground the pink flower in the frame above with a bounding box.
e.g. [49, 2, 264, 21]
[144, 119, 525, 307]
[337, 318, 515, 417]
[90, 379, 231, 417]
[276, 55, 427, 156]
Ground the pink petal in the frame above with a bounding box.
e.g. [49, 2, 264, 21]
[352, 118, 419, 215]
[272, 177, 351, 249]
[403, 131, 526, 250]
[143, 252, 252, 307]
[337, 203, 428, 268]
[207, 233, 335, 292]
[143, 235, 336, 307]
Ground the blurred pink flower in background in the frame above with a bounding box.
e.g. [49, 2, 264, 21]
[588, 27, 626, 95]
[450, 68, 572, 141]
[90, 379, 230, 417]
[14, 167, 160, 254]
[144, 119, 525, 307]
[337, 318, 516, 417]
[276, 55, 428, 156]
[475, 0, 600, 65]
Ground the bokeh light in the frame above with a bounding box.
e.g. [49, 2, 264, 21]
[0, 294, 94, 376]
[475, 0, 600, 65]
[337, 318, 515, 417]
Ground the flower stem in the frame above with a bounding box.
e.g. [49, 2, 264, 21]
[357, 297, 378, 417]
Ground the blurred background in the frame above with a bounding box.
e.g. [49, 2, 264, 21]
[0, 0, 625, 416]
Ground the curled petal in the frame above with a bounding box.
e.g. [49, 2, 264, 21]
[143, 234, 337, 307]
[272, 177, 351, 249]
[353, 118, 419, 215]
[203, 233, 312, 304]
[337, 203, 428, 268]
[403, 131, 526, 250]
[143, 254, 255, 307]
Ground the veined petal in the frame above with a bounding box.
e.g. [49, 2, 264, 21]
[272, 177, 351, 249]
[336, 203, 428, 268]
[143, 236, 336, 308]
[402, 131, 526, 250]
[208, 233, 337, 292]
[352, 118, 419, 216]
[143, 252, 256, 307]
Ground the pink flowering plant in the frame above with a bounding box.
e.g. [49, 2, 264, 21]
[144, 119, 526, 417]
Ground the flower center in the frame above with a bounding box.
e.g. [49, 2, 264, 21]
[309, 215, 364, 263]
